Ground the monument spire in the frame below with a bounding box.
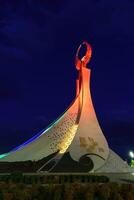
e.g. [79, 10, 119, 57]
[0, 42, 133, 174]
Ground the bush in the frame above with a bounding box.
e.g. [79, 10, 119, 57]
[0, 182, 133, 200]
[10, 171, 23, 183]
[96, 184, 111, 200]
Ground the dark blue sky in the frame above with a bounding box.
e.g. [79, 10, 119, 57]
[0, 0, 134, 160]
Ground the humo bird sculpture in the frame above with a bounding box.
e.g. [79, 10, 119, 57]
[0, 42, 133, 173]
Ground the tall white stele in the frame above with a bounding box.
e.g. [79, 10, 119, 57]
[0, 42, 133, 173]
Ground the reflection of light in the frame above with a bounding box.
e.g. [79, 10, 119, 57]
[132, 172, 134, 176]
[129, 151, 134, 158]
[59, 125, 78, 154]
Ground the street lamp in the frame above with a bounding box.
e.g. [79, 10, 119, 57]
[129, 151, 134, 159]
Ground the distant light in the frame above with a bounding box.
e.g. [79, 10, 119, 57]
[129, 151, 134, 158]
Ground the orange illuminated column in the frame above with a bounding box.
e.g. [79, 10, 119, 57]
[68, 42, 109, 171]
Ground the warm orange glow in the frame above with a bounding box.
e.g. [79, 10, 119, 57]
[69, 41, 109, 167]
[75, 41, 92, 70]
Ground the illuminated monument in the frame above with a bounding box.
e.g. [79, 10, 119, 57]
[0, 42, 133, 173]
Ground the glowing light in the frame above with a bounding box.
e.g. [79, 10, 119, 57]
[129, 151, 134, 158]
[0, 153, 9, 159]
[59, 124, 78, 154]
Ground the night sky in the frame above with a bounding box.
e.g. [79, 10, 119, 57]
[0, 0, 134, 160]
